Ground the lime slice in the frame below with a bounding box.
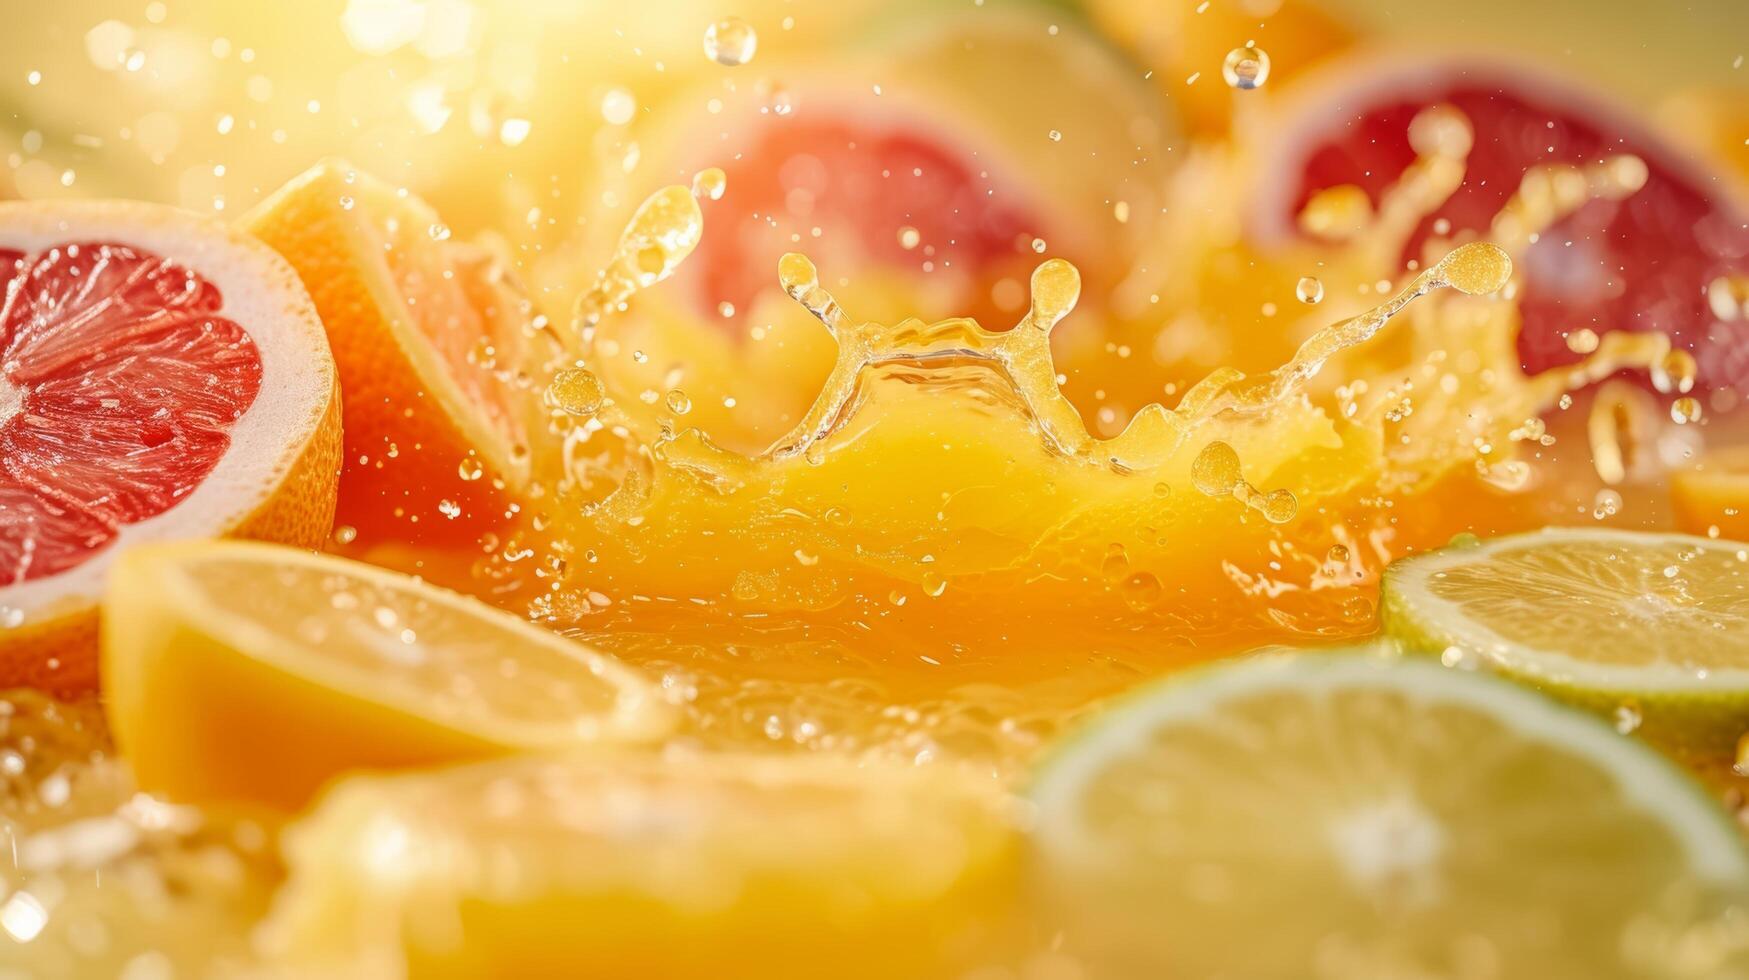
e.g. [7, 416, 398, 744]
[1029, 651, 1748, 978]
[257, 751, 1018, 979]
[102, 541, 673, 811]
[1382, 528, 1749, 756]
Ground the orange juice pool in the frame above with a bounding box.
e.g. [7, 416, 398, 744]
[5, 1, 1749, 976]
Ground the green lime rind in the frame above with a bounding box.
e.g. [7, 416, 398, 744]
[1029, 646, 1745, 882]
[1382, 528, 1749, 761]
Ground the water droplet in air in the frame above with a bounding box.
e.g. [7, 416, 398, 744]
[665, 389, 692, 415]
[703, 17, 758, 66]
[547, 368, 605, 417]
[1295, 276, 1324, 305]
[1030, 237, 1048, 254]
[1221, 44, 1270, 90]
[1671, 396, 1703, 425]
[458, 456, 485, 481]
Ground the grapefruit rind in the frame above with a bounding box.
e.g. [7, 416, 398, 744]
[1382, 528, 1749, 758]
[241, 159, 537, 544]
[0, 200, 340, 693]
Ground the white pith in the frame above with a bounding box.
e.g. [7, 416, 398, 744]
[0, 201, 335, 626]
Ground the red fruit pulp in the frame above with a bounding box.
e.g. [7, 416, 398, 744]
[0, 243, 262, 582]
[1273, 66, 1749, 389]
[683, 114, 1052, 328]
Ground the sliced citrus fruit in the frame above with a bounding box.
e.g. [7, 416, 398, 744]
[1029, 651, 1749, 978]
[0, 200, 340, 695]
[258, 751, 1017, 979]
[1673, 447, 1749, 542]
[1250, 53, 1749, 391]
[1382, 528, 1749, 757]
[241, 159, 545, 548]
[101, 540, 671, 811]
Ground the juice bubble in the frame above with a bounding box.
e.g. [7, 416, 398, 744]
[1221, 44, 1271, 90]
[703, 17, 757, 66]
[1120, 572, 1162, 611]
[1671, 397, 1703, 425]
[1295, 276, 1324, 305]
[547, 368, 605, 417]
[1191, 441, 1242, 496]
[457, 456, 484, 481]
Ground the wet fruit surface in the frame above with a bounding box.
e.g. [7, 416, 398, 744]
[1262, 62, 1749, 390]
[0, 243, 262, 581]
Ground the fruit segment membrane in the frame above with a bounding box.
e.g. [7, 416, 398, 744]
[0, 243, 262, 581]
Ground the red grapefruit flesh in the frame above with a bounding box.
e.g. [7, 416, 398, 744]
[682, 108, 1057, 330]
[0, 201, 340, 693]
[1251, 55, 1749, 391]
[2, 243, 263, 580]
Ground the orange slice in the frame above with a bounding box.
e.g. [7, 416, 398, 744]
[1673, 446, 1749, 542]
[0, 200, 340, 694]
[242, 160, 545, 548]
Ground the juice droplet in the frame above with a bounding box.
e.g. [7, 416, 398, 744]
[922, 570, 948, 598]
[1192, 441, 1242, 497]
[1326, 544, 1351, 564]
[1030, 237, 1048, 254]
[1566, 328, 1600, 354]
[1671, 396, 1703, 425]
[1707, 274, 1749, 322]
[547, 368, 605, 417]
[1433, 241, 1511, 296]
[778, 252, 849, 335]
[1221, 44, 1270, 90]
[1027, 258, 1081, 332]
[690, 167, 726, 201]
[573, 185, 704, 342]
[1295, 276, 1324, 305]
[1048, 129, 1063, 143]
[665, 389, 692, 415]
[703, 17, 757, 66]
[457, 456, 485, 481]
[1259, 488, 1298, 525]
[1120, 572, 1162, 611]
[897, 226, 921, 250]
[1652, 349, 1698, 395]
[1593, 488, 1623, 520]
[1407, 104, 1473, 160]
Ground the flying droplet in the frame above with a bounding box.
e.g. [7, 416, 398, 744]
[897, 226, 921, 250]
[1566, 328, 1600, 354]
[1192, 441, 1242, 497]
[1221, 44, 1270, 90]
[665, 389, 692, 415]
[547, 368, 605, 417]
[600, 87, 636, 126]
[690, 167, 726, 201]
[1295, 276, 1324, 305]
[703, 17, 758, 66]
[457, 456, 485, 481]
[1671, 396, 1703, 425]
[1048, 129, 1063, 142]
[1435, 241, 1511, 295]
[1652, 349, 1698, 395]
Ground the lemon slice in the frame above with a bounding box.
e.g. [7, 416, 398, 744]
[101, 541, 671, 810]
[1382, 528, 1749, 756]
[257, 751, 1018, 979]
[1029, 651, 1749, 978]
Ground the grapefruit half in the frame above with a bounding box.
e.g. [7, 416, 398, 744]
[1249, 52, 1749, 392]
[0, 200, 340, 693]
